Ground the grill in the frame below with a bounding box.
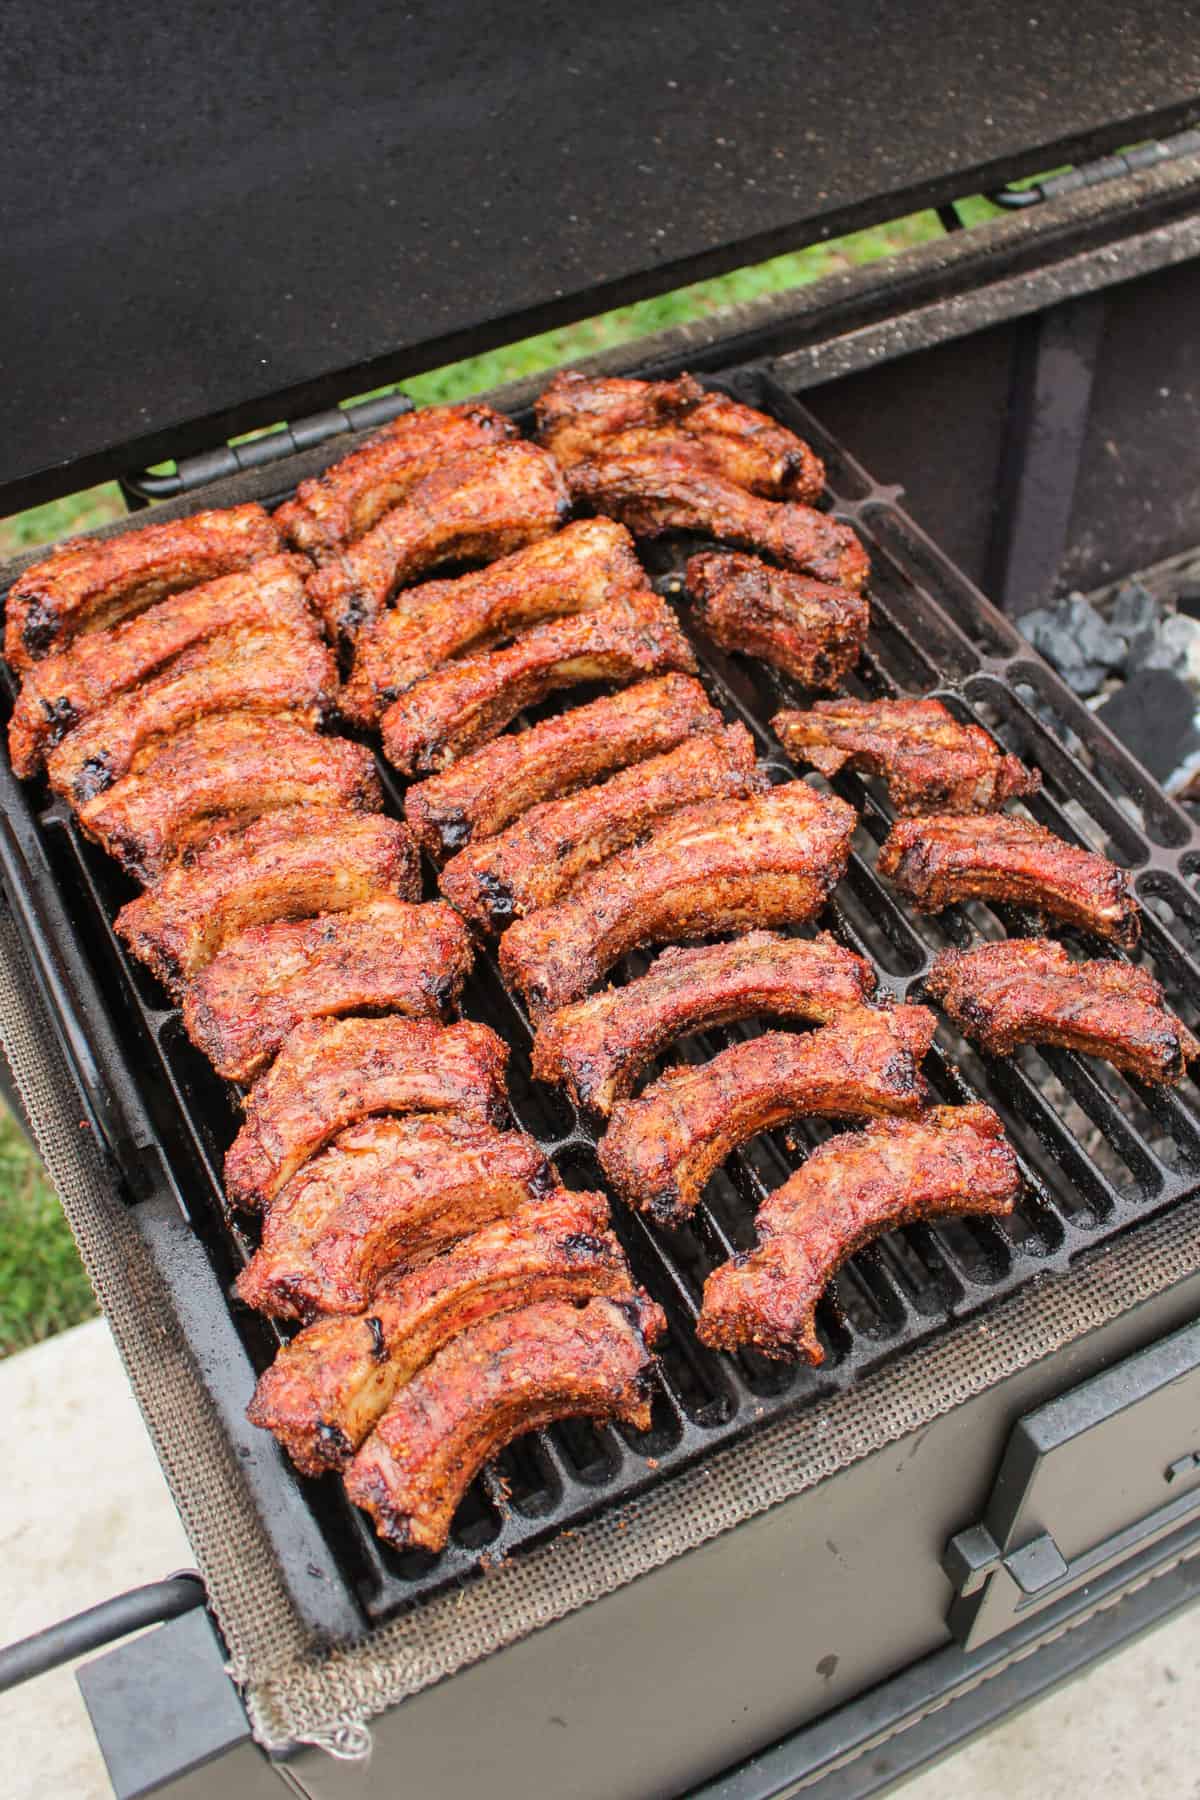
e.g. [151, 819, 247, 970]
[4, 363, 1200, 1640]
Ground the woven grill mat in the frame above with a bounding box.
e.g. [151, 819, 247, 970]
[5, 905, 1200, 1756]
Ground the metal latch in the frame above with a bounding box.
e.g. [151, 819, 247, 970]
[124, 389, 415, 501]
[989, 125, 1200, 209]
[943, 1317, 1200, 1651]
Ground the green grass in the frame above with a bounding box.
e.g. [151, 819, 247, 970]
[0, 1108, 97, 1355]
[0, 198, 1002, 1351]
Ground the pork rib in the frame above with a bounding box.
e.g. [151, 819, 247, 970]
[698, 1107, 1021, 1362]
[531, 930, 877, 1116]
[686, 551, 868, 688]
[598, 1007, 935, 1225]
[343, 1296, 664, 1552]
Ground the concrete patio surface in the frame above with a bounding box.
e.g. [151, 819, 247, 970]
[1, 1317, 1197, 1799]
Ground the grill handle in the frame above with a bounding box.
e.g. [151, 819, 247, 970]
[0, 1573, 205, 1694]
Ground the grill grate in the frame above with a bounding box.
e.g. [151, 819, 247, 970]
[5, 364, 1200, 1634]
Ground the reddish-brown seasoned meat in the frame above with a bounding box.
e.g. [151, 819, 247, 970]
[340, 519, 647, 726]
[246, 1188, 634, 1471]
[74, 715, 381, 882]
[380, 594, 697, 776]
[925, 938, 1200, 1083]
[685, 551, 868, 689]
[305, 443, 570, 647]
[404, 673, 724, 859]
[182, 898, 474, 1084]
[698, 1107, 1021, 1362]
[224, 1016, 509, 1211]
[774, 697, 1040, 814]
[532, 930, 877, 1116]
[234, 1115, 552, 1319]
[567, 450, 869, 591]
[8, 554, 314, 778]
[343, 1295, 664, 1552]
[274, 403, 519, 557]
[4, 502, 283, 672]
[440, 725, 765, 930]
[116, 809, 419, 994]
[500, 781, 856, 1016]
[535, 369, 825, 502]
[878, 812, 1140, 947]
[598, 1007, 935, 1225]
[45, 625, 337, 807]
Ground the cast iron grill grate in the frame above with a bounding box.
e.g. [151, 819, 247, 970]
[4, 365, 1200, 1634]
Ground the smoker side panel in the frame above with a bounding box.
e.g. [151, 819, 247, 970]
[280, 1269, 1200, 1800]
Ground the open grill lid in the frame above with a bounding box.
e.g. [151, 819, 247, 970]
[4, 0, 1200, 512]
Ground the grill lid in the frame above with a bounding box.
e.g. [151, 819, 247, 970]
[4, 0, 1200, 511]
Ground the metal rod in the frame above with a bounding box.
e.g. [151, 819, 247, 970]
[0, 1574, 205, 1693]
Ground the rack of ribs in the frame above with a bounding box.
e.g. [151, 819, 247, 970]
[73, 715, 382, 882]
[343, 1295, 665, 1552]
[598, 1007, 936, 1225]
[340, 518, 648, 726]
[233, 1115, 553, 1319]
[4, 502, 283, 671]
[499, 781, 857, 1016]
[774, 696, 1040, 814]
[181, 898, 474, 1083]
[403, 673, 724, 859]
[305, 442, 570, 647]
[531, 930, 877, 1116]
[685, 551, 869, 688]
[224, 1015, 510, 1210]
[698, 1106, 1021, 1362]
[440, 725, 765, 930]
[379, 594, 697, 776]
[45, 624, 337, 807]
[274, 402, 519, 558]
[877, 811, 1141, 947]
[115, 808, 419, 993]
[925, 938, 1200, 1083]
[534, 369, 825, 502]
[566, 450, 869, 591]
[246, 1187, 635, 1470]
[8, 553, 314, 778]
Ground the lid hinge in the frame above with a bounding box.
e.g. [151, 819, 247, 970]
[989, 124, 1200, 209]
[123, 390, 415, 503]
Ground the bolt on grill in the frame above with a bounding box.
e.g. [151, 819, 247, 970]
[5, 364, 1200, 1635]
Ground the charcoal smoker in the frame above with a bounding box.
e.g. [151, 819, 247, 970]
[3, 7, 1200, 1796]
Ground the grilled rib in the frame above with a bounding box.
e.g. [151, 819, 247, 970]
[274, 403, 519, 557]
[246, 1188, 634, 1470]
[440, 725, 765, 930]
[341, 518, 647, 726]
[224, 1016, 509, 1211]
[116, 808, 419, 993]
[598, 1007, 935, 1225]
[343, 1295, 664, 1552]
[4, 502, 282, 671]
[532, 930, 877, 1116]
[182, 898, 474, 1084]
[305, 443, 570, 647]
[698, 1107, 1021, 1362]
[685, 551, 868, 689]
[567, 450, 869, 591]
[45, 624, 337, 807]
[234, 1115, 552, 1320]
[925, 938, 1200, 1084]
[380, 594, 697, 776]
[8, 553, 314, 778]
[500, 781, 857, 1016]
[774, 697, 1040, 814]
[404, 673, 723, 859]
[877, 812, 1140, 947]
[74, 715, 381, 882]
[535, 369, 825, 502]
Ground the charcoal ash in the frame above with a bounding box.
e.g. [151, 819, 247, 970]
[1107, 580, 1159, 668]
[1016, 595, 1126, 697]
[1095, 668, 1200, 786]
